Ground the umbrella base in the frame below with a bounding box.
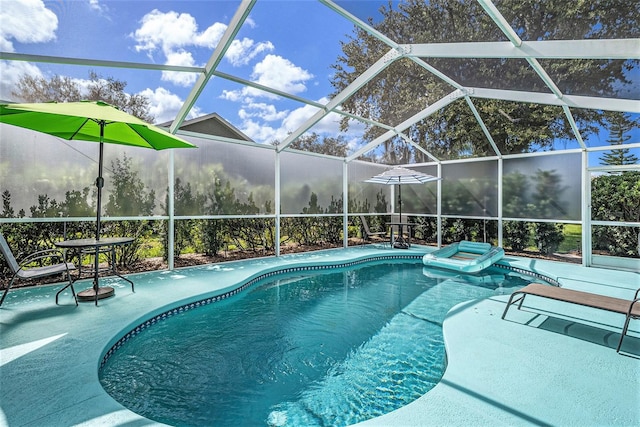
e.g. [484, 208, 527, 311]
[393, 242, 409, 249]
[77, 286, 115, 302]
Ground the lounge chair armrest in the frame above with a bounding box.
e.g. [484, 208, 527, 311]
[625, 296, 640, 318]
[18, 248, 68, 269]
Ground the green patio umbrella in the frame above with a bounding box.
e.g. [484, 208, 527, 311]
[0, 100, 196, 240]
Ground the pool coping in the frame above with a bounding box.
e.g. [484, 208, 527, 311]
[1, 245, 639, 426]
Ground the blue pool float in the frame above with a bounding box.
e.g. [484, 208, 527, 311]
[422, 240, 505, 273]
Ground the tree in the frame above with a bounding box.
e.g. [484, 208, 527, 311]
[61, 188, 94, 217]
[161, 178, 206, 260]
[201, 175, 239, 256]
[323, 195, 344, 244]
[27, 194, 64, 249]
[1, 190, 15, 218]
[230, 193, 270, 251]
[600, 112, 639, 166]
[331, 0, 639, 161]
[103, 154, 156, 266]
[591, 171, 640, 257]
[13, 74, 82, 103]
[104, 154, 155, 216]
[0, 191, 30, 274]
[12, 71, 153, 122]
[278, 132, 349, 157]
[530, 170, 565, 254]
[295, 192, 324, 245]
[502, 172, 530, 251]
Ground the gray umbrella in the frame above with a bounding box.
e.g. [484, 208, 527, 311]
[364, 166, 441, 218]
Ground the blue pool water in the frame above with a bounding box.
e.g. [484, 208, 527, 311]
[99, 261, 537, 426]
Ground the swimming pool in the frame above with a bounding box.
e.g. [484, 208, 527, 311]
[99, 260, 539, 426]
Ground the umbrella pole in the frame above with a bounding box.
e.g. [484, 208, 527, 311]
[396, 183, 410, 249]
[96, 141, 104, 241]
[93, 124, 105, 305]
[398, 183, 402, 219]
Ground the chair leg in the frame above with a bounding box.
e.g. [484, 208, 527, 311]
[0, 277, 16, 307]
[55, 269, 78, 306]
[0, 280, 13, 306]
[55, 282, 76, 305]
[616, 313, 635, 353]
[70, 282, 77, 304]
[78, 254, 83, 277]
[110, 247, 134, 292]
[501, 292, 525, 319]
[0, 288, 8, 307]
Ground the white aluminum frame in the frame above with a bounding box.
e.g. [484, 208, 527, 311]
[1, 0, 638, 270]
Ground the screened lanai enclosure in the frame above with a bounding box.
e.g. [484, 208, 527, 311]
[0, 0, 638, 273]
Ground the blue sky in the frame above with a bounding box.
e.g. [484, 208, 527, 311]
[0, 0, 382, 146]
[0, 0, 638, 161]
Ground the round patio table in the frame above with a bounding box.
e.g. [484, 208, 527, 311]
[386, 221, 416, 249]
[55, 237, 134, 305]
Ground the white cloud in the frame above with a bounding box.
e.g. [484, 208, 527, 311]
[239, 102, 288, 122]
[281, 103, 322, 131]
[252, 54, 313, 94]
[0, 0, 58, 52]
[278, 101, 357, 138]
[220, 89, 243, 102]
[345, 136, 363, 153]
[132, 10, 204, 56]
[225, 38, 274, 66]
[165, 50, 197, 68]
[240, 119, 279, 144]
[235, 97, 366, 146]
[220, 85, 280, 104]
[0, 60, 43, 101]
[131, 10, 272, 85]
[88, 0, 109, 15]
[243, 85, 281, 100]
[238, 102, 317, 144]
[70, 77, 93, 96]
[236, 101, 334, 144]
[137, 87, 202, 124]
[218, 53, 313, 111]
[194, 22, 228, 49]
[244, 17, 257, 29]
[161, 50, 198, 86]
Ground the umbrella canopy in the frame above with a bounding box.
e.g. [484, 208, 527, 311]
[0, 100, 196, 240]
[364, 166, 441, 218]
[364, 166, 441, 185]
[0, 101, 195, 150]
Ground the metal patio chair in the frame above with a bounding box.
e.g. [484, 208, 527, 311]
[0, 232, 77, 307]
[359, 215, 388, 245]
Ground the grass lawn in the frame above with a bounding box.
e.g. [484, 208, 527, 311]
[524, 223, 581, 254]
[559, 224, 581, 253]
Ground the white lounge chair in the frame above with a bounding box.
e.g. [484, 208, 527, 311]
[502, 283, 640, 354]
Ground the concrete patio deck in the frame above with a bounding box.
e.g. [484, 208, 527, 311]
[1, 245, 639, 426]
